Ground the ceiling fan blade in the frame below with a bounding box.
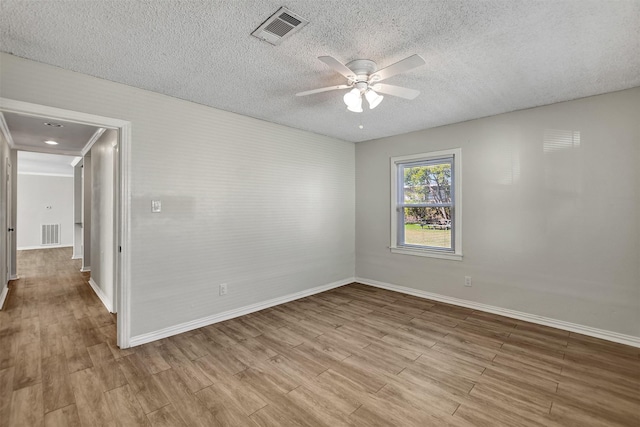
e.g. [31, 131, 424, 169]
[318, 56, 356, 79]
[372, 84, 420, 100]
[372, 54, 426, 81]
[296, 85, 351, 96]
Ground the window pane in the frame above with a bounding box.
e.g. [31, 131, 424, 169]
[403, 162, 452, 205]
[403, 207, 452, 249]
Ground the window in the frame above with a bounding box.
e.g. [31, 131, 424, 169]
[390, 148, 462, 260]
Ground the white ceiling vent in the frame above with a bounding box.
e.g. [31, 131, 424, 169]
[251, 7, 308, 46]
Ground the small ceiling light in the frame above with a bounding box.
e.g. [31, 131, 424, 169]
[358, 124, 364, 129]
[365, 89, 384, 109]
[44, 140, 59, 145]
[44, 122, 64, 128]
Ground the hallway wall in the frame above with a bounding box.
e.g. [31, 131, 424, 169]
[82, 155, 91, 272]
[90, 129, 116, 310]
[16, 174, 74, 249]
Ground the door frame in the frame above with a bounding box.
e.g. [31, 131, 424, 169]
[0, 97, 132, 348]
[5, 158, 11, 284]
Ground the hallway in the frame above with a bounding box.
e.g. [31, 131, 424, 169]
[0, 248, 124, 426]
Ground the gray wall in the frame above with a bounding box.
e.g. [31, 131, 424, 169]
[82, 155, 91, 272]
[72, 161, 83, 259]
[356, 88, 640, 337]
[0, 53, 356, 338]
[90, 129, 116, 308]
[74, 162, 82, 222]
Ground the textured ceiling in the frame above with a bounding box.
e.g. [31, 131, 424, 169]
[0, 1, 638, 143]
[2, 112, 100, 154]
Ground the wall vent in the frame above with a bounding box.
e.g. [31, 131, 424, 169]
[41, 224, 60, 246]
[251, 7, 308, 46]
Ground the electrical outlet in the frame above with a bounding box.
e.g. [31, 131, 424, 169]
[464, 276, 472, 287]
[219, 283, 228, 296]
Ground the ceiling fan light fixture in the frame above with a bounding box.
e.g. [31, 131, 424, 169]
[344, 88, 363, 112]
[343, 88, 360, 105]
[365, 89, 384, 109]
[298, 54, 425, 113]
[346, 96, 363, 113]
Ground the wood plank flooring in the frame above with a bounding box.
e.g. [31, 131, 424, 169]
[1, 247, 639, 426]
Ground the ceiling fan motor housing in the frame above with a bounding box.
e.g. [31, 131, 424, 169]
[354, 81, 368, 92]
[346, 59, 378, 87]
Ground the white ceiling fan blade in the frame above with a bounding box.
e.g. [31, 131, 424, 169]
[296, 85, 350, 96]
[372, 54, 426, 81]
[372, 84, 420, 100]
[318, 56, 355, 79]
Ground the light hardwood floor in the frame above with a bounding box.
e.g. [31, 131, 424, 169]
[1, 248, 638, 426]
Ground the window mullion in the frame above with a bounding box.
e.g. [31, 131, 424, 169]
[399, 203, 453, 208]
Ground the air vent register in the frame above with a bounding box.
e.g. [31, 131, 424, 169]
[251, 7, 308, 46]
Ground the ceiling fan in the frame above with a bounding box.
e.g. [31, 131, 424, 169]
[296, 54, 426, 112]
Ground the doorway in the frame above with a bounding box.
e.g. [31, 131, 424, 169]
[0, 97, 132, 348]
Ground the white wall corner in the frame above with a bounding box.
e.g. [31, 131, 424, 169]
[0, 284, 9, 310]
[129, 277, 356, 347]
[355, 277, 640, 349]
[88, 277, 113, 313]
[0, 112, 16, 148]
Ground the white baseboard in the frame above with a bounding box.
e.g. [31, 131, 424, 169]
[80, 266, 91, 272]
[0, 284, 9, 310]
[18, 245, 73, 251]
[129, 277, 355, 347]
[88, 277, 114, 313]
[356, 277, 640, 348]
[10, 275, 18, 281]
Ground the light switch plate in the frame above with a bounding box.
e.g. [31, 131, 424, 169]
[151, 200, 162, 213]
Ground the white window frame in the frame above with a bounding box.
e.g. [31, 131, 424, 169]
[390, 148, 462, 261]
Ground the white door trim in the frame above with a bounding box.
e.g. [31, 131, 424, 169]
[5, 158, 11, 284]
[0, 97, 132, 348]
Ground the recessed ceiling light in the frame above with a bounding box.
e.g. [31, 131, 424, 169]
[44, 122, 64, 127]
[44, 140, 59, 145]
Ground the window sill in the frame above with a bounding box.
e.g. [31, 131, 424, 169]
[390, 246, 463, 261]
